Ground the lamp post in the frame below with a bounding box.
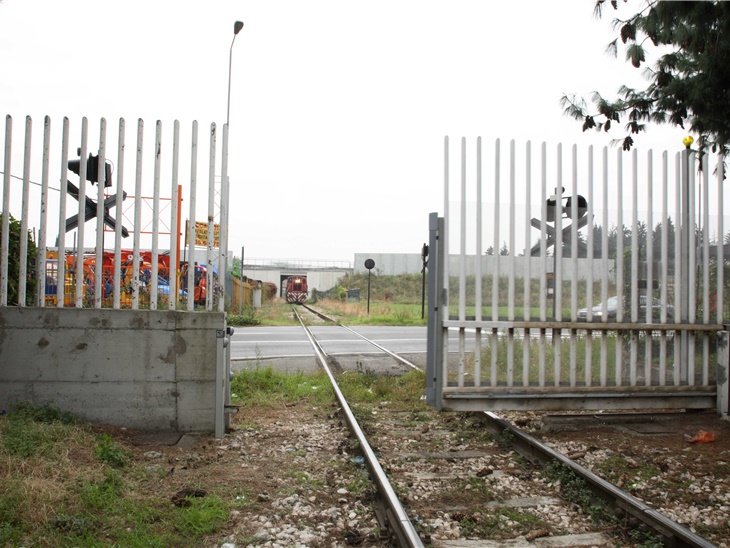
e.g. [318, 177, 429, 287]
[227, 21, 244, 126]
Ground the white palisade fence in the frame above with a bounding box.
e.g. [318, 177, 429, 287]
[427, 137, 729, 414]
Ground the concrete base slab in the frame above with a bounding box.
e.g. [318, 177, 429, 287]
[132, 433, 182, 446]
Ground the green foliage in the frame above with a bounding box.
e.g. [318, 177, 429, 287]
[543, 461, 612, 524]
[172, 495, 228, 537]
[230, 367, 335, 408]
[1, 404, 81, 458]
[337, 273, 426, 304]
[10, 401, 79, 425]
[563, 1, 730, 152]
[0, 212, 38, 306]
[0, 481, 26, 544]
[94, 433, 132, 468]
[227, 310, 261, 326]
[80, 469, 126, 511]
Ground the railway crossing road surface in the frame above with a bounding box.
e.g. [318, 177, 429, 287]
[229, 325, 477, 374]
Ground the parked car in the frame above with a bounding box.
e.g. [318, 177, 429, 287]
[577, 295, 674, 322]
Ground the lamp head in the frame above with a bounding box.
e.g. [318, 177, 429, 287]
[234, 21, 244, 35]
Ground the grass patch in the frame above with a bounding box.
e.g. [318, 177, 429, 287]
[230, 367, 335, 408]
[543, 461, 613, 524]
[0, 403, 234, 547]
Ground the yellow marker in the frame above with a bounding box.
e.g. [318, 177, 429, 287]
[683, 135, 694, 148]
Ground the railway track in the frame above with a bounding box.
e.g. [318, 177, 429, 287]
[291, 304, 720, 547]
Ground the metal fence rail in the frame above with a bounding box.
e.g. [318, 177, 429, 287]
[427, 137, 729, 414]
[1, 114, 229, 312]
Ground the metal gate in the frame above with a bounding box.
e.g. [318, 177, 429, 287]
[426, 137, 729, 415]
[1, 114, 234, 436]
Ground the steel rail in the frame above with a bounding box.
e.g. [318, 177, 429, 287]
[292, 307, 424, 547]
[480, 412, 716, 548]
[301, 303, 421, 371]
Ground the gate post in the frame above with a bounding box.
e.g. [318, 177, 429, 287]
[718, 330, 729, 417]
[215, 328, 226, 438]
[426, 213, 444, 410]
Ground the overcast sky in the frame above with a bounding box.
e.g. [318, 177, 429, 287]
[1, 0, 694, 265]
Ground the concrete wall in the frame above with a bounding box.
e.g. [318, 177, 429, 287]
[0, 307, 225, 432]
[355, 253, 615, 282]
[242, 268, 350, 293]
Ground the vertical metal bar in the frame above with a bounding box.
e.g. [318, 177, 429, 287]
[555, 145, 563, 322]
[507, 140, 515, 387]
[215, 328, 226, 438]
[206, 123, 217, 312]
[74, 118, 89, 307]
[660, 151, 669, 384]
[459, 137, 466, 322]
[678, 149, 690, 383]
[442, 137, 450, 392]
[717, 152, 724, 325]
[500, 153, 517, 386]
[570, 144, 578, 320]
[645, 150, 654, 385]
[523, 141, 531, 386]
[630, 149, 639, 386]
[426, 212, 443, 408]
[491, 139, 500, 387]
[18, 116, 32, 307]
[1, 115, 11, 306]
[615, 148, 624, 385]
[688, 154, 697, 385]
[113, 119, 125, 310]
[187, 121, 198, 311]
[443, 137, 449, 318]
[37, 116, 51, 306]
[539, 142, 547, 387]
[94, 118, 106, 309]
[57, 118, 69, 308]
[508, 140, 515, 320]
[569, 144, 578, 387]
[702, 152, 710, 385]
[458, 137, 466, 388]
[600, 147, 608, 387]
[475, 137, 482, 386]
[169, 121, 180, 310]
[132, 119, 144, 310]
[674, 152, 682, 385]
[218, 122, 230, 313]
[150, 121, 162, 311]
[539, 142, 547, 322]
[554, 145, 563, 385]
[586, 145, 594, 387]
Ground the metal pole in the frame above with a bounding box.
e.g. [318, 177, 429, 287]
[226, 22, 244, 127]
[367, 269, 371, 315]
[239, 245, 244, 314]
[680, 139, 693, 382]
[421, 243, 428, 320]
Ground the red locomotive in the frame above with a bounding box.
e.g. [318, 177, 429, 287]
[285, 275, 308, 304]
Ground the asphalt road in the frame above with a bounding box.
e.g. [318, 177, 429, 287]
[229, 325, 435, 374]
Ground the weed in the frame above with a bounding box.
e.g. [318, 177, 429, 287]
[491, 428, 515, 448]
[79, 469, 125, 511]
[227, 309, 260, 326]
[629, 528, 665, 548]
[1, 410, 78, 458]
[12, 402, 79, 425]
[172, 494, 228, 537]
[94, 433, 131, 468]
[543, 460, 612, 524]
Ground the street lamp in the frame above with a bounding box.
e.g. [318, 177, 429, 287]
[227, 21, 244, 126]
